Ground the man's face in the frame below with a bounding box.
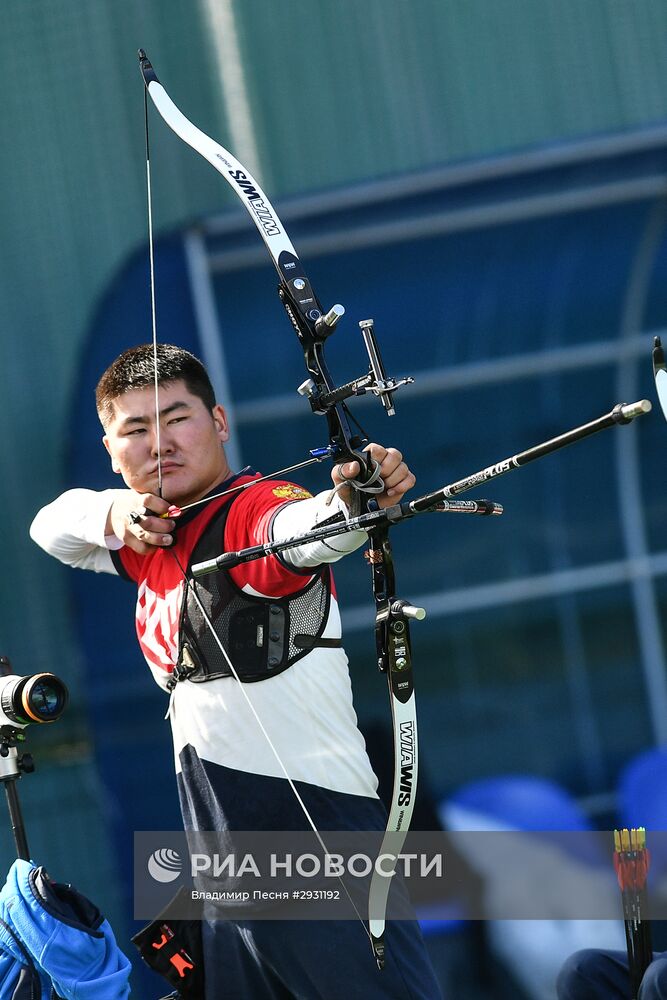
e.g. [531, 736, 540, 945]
[102, 379, 231, 505]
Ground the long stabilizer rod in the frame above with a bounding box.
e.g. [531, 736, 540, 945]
[410, 399, 651, 512]
[192, 399, 650, 576]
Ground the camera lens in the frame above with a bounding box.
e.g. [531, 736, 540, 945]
[0, 673, 69, 726]
[21, 674, 68, 723]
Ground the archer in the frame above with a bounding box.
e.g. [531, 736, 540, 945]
[30, 342, 442, 1000]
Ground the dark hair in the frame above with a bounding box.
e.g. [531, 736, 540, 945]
[95, 344, 216, 427]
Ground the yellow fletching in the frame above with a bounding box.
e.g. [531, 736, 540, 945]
[614, 827, 647, 853]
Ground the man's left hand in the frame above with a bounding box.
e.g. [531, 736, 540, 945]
[331, 444, 415, 510]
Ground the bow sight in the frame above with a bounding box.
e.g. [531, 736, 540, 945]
[296, 311, 413, 419]
[0, 656, 68, 860]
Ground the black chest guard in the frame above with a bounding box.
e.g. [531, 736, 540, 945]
[175, 494, 340, 685]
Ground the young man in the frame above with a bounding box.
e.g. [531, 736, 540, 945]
[31, 344, 442, 1000]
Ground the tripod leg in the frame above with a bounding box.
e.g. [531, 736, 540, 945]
[4, 780, 29, 860]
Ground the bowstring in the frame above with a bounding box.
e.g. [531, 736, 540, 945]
[144, 85, 163, 498]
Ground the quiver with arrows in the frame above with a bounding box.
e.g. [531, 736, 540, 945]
[613, 827, 653, 999]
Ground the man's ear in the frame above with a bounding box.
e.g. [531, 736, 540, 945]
[212, 404, 230, 442]
[102, 436, 122, 474]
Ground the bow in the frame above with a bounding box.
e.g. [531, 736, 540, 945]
[138, 48, 421, 969]
[137, 49, 655, 971]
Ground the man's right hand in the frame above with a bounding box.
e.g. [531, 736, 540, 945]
[107, 492, 176, 554]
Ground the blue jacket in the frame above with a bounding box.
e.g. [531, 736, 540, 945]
[0, 860, 131, 1000]
[0, 925, 49, 999]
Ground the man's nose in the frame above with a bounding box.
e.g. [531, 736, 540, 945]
[150, 424, 174, 455]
